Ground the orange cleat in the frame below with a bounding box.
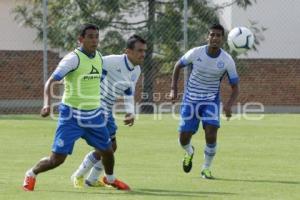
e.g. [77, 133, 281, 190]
[23, 175, 36, 191]
[101, 177, 131, 191]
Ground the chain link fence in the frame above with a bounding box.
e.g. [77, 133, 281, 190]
[0, 0, 299, 114]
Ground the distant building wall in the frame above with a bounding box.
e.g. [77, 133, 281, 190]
[212, 0, 300, 59]
[0, 0, 44, 50]
[1, 51, 299, 113]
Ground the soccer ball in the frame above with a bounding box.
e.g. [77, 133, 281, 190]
[227, 27, 254, 54]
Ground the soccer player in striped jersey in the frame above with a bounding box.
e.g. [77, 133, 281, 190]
[22, 24, 129, 191]
[71, 35, 146, 188]
[170, 24, 239, 179]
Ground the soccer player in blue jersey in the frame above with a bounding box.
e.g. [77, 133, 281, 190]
[170, 24, 239, 179]
[71, 35, 146, 188]
[22, 24, 129, 191]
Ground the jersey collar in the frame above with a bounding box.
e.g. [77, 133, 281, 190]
[78, 47, 96, 58]
[205, 45, 221, 58]
[124, 54, 135, 71]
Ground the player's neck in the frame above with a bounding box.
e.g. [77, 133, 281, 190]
[126, 55, 138, 67]
[79, 47, 96, 58]
[206, 46, 221, 58]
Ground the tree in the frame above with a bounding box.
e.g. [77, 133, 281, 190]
[14, 0, 262, 113]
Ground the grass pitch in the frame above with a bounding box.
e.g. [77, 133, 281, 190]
[0, 114, 299, 200]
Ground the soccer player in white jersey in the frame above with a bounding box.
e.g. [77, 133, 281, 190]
[71, 35, 146, 189]
[170, 24, 239, 179]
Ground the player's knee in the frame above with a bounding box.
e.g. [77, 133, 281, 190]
[179, 132, 192, 145]
[97, 147, 114, 157]
[111, 140, 117, 152]
[92, 150, 102, 160]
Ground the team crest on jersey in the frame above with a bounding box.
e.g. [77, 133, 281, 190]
[217, 61, 225, 69]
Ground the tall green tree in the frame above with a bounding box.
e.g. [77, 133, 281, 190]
[14, 0, 261, 113]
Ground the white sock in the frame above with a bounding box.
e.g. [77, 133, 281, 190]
[180, 142, 194, 156]
[105, 174, 115, 184]
[86, 160, 104, 183]
[26, 168, 36, 177]
[202, 143, 217, 170]
[73, 151, 99, 177]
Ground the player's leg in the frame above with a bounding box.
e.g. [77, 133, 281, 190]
[23, 104, 82, 191]
[82, 112, 130, 190]
[29, 153, 67, 175]
[71, 150, 102, 188]
[85, 114, 118, 186]
[85, 138, 117, 186]
[201, 125, 218, 179]
[200, 101, 220, 179]
[23, 153, 67, 191]
[178, 102, 200, 173]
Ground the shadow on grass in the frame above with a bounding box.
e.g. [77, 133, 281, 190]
[39, 187, 235, 198]
[130, 188, 235, 197]
[215, 178, 300, 185]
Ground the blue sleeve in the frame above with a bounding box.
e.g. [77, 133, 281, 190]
[179, 58, 189, 68]
[101, 69, 108, 81]
[52, 74, 63, 81]
[228, 76, 239, 85]
[226, 57, 239, 85]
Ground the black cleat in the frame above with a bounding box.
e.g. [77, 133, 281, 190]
[182, 146, 194, 173]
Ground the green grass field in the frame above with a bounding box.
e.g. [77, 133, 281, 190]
[0, 114, 299, 200]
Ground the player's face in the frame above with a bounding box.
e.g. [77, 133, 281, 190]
[126, 41, 147, 65]
[207, 29, 224, 49]
[79, 29, 99, 54]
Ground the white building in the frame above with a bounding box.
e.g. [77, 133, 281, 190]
[0, 0, 43, 50]
[1, 0, 300, 58]
[212, 0, 300, 58]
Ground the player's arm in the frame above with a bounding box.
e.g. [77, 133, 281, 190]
[41, 52, 79, 117]
[223, 83, 239, 120]
[123, 88, 135, 126]
[223, 58, 240, 120]
[170, 48, 195, 102]
[40, 77, 57, 117]
[123, 68, 141, 126]
[170, 61, 184, 102]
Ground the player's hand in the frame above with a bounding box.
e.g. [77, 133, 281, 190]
[40, 106, 50, 117]
[124, 113, 134, 126]
[169, 89, 178, 103]
[223, 103, 232, 121]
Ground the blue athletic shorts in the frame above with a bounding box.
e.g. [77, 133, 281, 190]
[178, 100, 220, 134]
[106, 113, 118, 139]
[52, 104, 111, 155]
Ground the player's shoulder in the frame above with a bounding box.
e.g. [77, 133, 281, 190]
[102, 54, 124, 70]
[103, 54, 124, 63]
[220, 49, 235, 63]
[58, 51, 79, 67]
[133, 65, 141, 75]
[189, 45, 206, 53]
[62, 51, 78, 60]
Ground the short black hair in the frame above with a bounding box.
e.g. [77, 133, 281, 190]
[209, 23, 225, 36]
[79, 23, 99, 37]
[126, 34, 146, 49]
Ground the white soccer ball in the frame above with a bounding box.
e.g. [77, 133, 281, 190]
[227, 27, 254, 54]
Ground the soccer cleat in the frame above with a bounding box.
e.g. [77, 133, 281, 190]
[23, 175, 36, 191]
[101, 177, 131, 191]
[201, 168, 214, 179]
[71, 175, 84, 188]
[182, 146, 194, 173]
[85, 179, 105, 187]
